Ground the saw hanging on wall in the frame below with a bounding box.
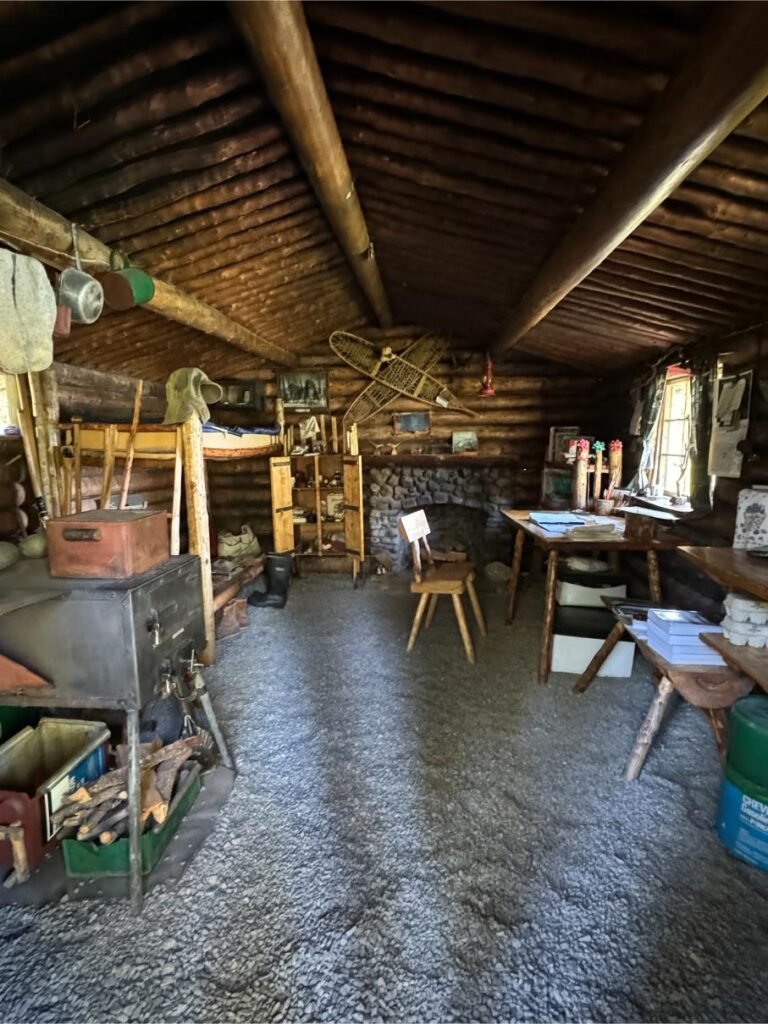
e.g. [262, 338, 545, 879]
[330, 331, 476, 425]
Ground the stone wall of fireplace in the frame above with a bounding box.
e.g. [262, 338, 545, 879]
[366, 463, 521, 569]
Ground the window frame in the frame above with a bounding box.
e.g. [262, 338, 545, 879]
[652, 368, 692, 498]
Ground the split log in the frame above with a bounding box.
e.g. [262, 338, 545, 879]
[0, 1, 174, 86]
[100, 158, 301, 246]
[311, 26, 640, 139]
[81, 139, 291, 230]
[49, 122, 283, 213]
[308, 3, 665, 107]
[0, 24, 235, 144]
[25, 95, 267, 200]
[325, 67, 618, 164]
[8, 64, 253, 177]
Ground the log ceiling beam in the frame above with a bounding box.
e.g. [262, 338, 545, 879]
[229, 0, 393, 328]
[493, 3, 768, 357]
[0, 177, 297, 366]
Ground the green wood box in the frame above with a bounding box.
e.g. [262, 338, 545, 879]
[62, 774, 201, 877]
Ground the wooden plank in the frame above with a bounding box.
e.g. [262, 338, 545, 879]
[494, 3, 768, 352]
[119, 381, 143, 510]
[270, 456, 295, 553]
[170, 427, 182, 557]
[679, 546, 768, 603]
[182, 417, 215, 665]
[702, 632, 768, 694]
[343, 455, 364, 570]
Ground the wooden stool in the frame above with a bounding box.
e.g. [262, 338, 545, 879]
[399, 510, 486, 664]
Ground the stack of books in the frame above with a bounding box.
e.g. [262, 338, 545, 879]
[646, 609, 725, 666]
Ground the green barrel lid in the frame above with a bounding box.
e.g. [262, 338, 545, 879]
[726, 695, 768, 792]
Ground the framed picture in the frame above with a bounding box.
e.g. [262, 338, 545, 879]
[278, 370, 328, 410]
[452, 430, 478, 453]
[393, 411, 431, 434]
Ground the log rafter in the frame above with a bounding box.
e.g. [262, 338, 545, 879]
[494, 3, 768, 355]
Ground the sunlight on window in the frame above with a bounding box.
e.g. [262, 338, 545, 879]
[652, 368, 692, 498]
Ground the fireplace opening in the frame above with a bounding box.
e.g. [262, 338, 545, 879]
[404, 504, 489, 568]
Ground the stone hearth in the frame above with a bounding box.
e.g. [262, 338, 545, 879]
[365, 464, 515, 570]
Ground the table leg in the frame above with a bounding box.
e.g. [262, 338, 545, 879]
[506, 528, 525, 623]
[537, 550, 559, 685]
[647, 548, 662, 604]
[573, 621, 626, 694]
[126, 708, 143, 915]
[624, 676, 675, 780]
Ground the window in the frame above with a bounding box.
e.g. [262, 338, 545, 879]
[652, 368, 692, 498]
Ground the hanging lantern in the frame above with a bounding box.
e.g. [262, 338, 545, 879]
[479, 351, 496, 397]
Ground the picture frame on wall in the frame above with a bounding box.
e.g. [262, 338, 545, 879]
[393, 411, 431, 434]
[452, 430, 479, 453]
[277, 370, 329, 411]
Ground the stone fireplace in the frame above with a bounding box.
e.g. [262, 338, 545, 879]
[365, 463, 517, 570]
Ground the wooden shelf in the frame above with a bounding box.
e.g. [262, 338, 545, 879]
[364, 454, 520, 467]
[679, 546, 768, 602]
[701, 632, 768, 694]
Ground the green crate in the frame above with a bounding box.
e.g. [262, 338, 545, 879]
[0, 707, 37, 744]
[62, 775, 201, 878]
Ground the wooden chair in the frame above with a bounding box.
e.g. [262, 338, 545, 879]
[399, 509, 486, 663]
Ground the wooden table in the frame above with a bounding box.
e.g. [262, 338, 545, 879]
[679, 546, 768, 602]
[621, 622, 752, 779]
[503, 510, 681, 684]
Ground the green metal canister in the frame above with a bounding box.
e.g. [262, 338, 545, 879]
[725, 695, 768, 795]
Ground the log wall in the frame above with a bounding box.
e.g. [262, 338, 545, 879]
[214, 325, 604, 552]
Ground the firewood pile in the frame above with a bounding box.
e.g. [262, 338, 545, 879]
[52, 736, 203, 846]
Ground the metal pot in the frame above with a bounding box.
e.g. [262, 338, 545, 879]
[58, 266, 104, 324]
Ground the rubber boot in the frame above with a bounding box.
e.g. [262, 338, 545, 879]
[247, 553, 292, 608]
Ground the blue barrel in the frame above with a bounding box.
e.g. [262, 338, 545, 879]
[717, 696, 768, 871]
[717, 774, 768, 871]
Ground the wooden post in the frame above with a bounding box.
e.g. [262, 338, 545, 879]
[119, 380, 143, 510]
[14, 375, 47, 522]
[506, 528, 525, 622]
[573, 620, 626, 694]
[275, 397, 286, 453]
[608, 439, 623, 491]
[646, 548, 662, 604]
[72, 419, 82, 514]
[572, 438, 589, 510]
[170, 427, 183, 557]
[331, 416, 339, 455]
[230, 0, 392, 327]
[538, 550, 559, 684]
[625, 676, 676, 780]
[99, 424, 117, 509]
[494, 3, 768, 352]
[593, 442, 604, 504]
[182, 415, 215, 665]
[27, 371, 59, 519]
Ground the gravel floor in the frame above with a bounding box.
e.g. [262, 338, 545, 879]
[2, 574, 768, 1023]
